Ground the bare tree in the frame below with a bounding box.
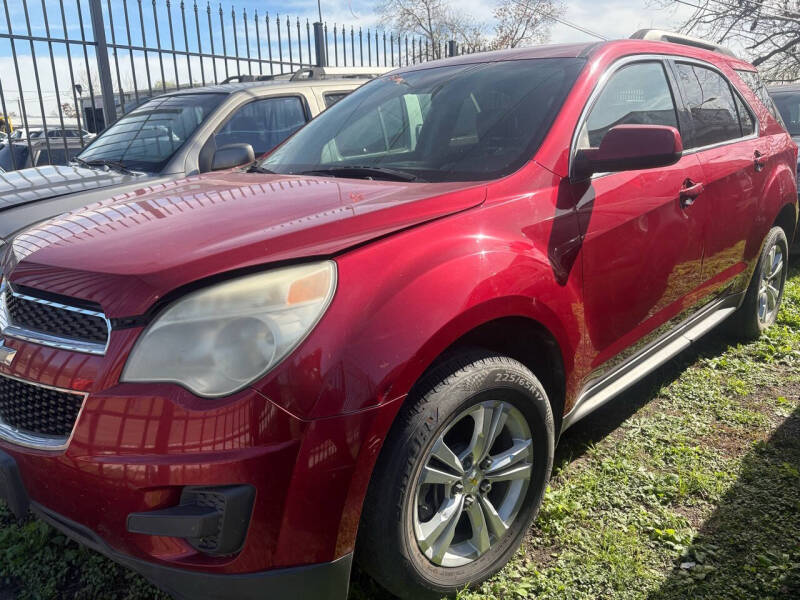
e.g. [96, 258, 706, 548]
[376, 0, 489, 52]
[378, 0, 454, 49]
[492, 0, 565, 49]
[377, 0, 562, 54]
[654, 0, 800, 82]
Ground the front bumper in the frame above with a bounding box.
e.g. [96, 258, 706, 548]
[0, 339, 401, 598]
[1, 450, 351, 600]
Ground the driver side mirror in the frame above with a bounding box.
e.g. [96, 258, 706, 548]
[212, 143, 255, 171]
[572, 125, 683, 180]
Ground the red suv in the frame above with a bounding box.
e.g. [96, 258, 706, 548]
[0, 35, 796, 600]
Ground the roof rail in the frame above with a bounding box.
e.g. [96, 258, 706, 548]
[220, 74, 280, 84]
[630, 29, 738, 58]
[289, 66, 393, 81]
[221, 66, 392, 85]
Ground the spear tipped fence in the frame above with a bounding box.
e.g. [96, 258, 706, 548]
[0, 0, 489, 169]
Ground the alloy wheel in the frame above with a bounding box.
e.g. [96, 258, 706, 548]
[757, 243, 784, 325]
[412, 400, 533, 567]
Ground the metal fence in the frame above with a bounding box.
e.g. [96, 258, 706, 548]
[0, 0, 487, 171]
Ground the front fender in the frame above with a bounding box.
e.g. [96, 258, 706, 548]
[251, 175, 584, 565]
[253, 202, 582, 421]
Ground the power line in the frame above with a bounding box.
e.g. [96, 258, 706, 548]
[508, 0, 609, 41]
[673, 0, 800, 26]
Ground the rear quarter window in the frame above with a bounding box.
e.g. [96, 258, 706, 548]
[736, 69, 784, 124]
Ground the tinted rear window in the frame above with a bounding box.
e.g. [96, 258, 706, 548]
[676, 63, 741, 148]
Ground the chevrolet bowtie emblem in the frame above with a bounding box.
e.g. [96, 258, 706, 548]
[0, 340, 16, 367]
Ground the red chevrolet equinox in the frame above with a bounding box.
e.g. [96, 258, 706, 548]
[0, 36, 797, 600]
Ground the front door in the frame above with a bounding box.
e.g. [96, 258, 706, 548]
[569, 59, 710, 379]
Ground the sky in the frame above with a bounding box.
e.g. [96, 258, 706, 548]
[0, 0, 697, 122]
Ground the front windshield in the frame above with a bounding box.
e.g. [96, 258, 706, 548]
[772, 92, 800, 136]
[77, 92, 225, 172]
[261, 58, 584, 182]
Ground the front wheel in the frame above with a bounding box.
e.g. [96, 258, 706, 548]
[357, 352, 554, 599]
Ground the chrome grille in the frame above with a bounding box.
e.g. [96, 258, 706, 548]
[0, 281, 110, 355]
[0, 373, 86, 450]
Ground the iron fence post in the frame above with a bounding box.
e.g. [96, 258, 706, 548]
[88, 0, 117, 126]
[313, 21, 326, 67]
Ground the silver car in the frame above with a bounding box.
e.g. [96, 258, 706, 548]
[0, 67, 384, 250]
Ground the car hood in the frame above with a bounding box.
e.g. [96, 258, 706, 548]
[5, 171, 486, 317]
[0, 165, 143, 211]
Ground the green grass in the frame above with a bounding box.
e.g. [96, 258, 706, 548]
[3, 263, 800, 600]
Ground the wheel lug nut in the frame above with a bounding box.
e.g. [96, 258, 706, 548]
[479, 480, 492, 494]
[453, 482, 464, 493]
[479, 457, 492, 471]
[464, 494, 474, 506]
[462, 457, 473, 470]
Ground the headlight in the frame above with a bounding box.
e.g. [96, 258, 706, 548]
[122, 261, 336, 397]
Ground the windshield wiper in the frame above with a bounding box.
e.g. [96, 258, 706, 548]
[78, 158, 136, 176]
[246, 163, 276, 174]
[300, 165, 423, 182]
[71, 156, 94, 169]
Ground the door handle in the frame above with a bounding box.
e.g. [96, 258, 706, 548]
[679, 179, 704, 207]
[754, 150, 766, 172]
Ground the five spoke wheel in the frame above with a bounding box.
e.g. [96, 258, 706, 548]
[413, 400, 533, 567]
[758, 242, 784, 326]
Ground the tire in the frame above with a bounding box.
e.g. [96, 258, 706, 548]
[356, 351, 554, 600]
[729, 226, 789, 340]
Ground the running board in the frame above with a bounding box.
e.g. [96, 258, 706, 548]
[561, 292, 743, 432]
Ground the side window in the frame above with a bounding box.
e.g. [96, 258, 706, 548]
[675, 63, 741, 148]
[734, 94, 755, 137]
[736, 69, 783, 123]
[577, 61, 678, 150]
[323, 92, 349, 108]
[215, 96, 307, 157]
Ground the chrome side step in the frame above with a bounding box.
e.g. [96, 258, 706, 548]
[561, 292, 743, 432]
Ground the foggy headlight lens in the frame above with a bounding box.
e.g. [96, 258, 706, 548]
[122, 261, 336, 397]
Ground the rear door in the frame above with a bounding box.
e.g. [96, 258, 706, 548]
[570, 59, 710, 375]
[671, 60, 766, 296]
